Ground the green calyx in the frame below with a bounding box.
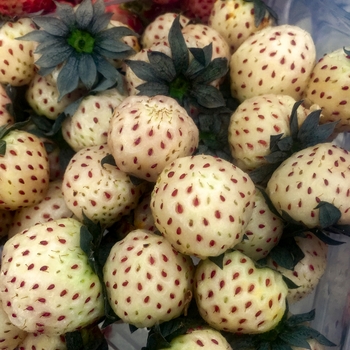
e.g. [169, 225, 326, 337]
[249, 100, 339, 186]
[18, 0, 137, 99]
[125, 16, 229, 114]
[67, 28, 95, 53]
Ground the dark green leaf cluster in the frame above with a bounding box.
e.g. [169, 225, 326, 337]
[19, 0, 137, 99]
[250, 100, 338, 185]
[125, 16, 228, 114]
[223, 308, 336, 350]
[257, 187, 347, 271]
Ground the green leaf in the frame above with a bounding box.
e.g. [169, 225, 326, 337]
[279, 330, 311, 349]
[315, 201, 341, 228]
[168, 16, 189, 75]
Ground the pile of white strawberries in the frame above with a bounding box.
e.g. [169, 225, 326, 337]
[0, 0, 349, 349]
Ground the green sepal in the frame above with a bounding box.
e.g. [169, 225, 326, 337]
[147, 51, 177, 82]
[65, 331, 85, 350]
[168, 15, 189, 75]
[189, 44, 212, 66]
[54, 1, 76, 27]
[75, 0, 94, 30]
[35, 44, 74, 68]
[124, 59, 164, 83]
[135, 81, 170, 97]
[192, 57, 228, 85]
[343, 46, 350, 57]
[190, 84, 226, 109]
[101, 153, 117, 167]
[78, 54, 97, 89]
[208, 251, 226, 269]
[282, 275, 300, 289]
[315, 201, 341, 228]
[310, 228, 345, 245]
[57, 56, 80, 100]
[32, 16, 70, 36]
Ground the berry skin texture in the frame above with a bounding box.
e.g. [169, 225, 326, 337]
[266, 143, 350, 228]
[62, 144, 143, 227]
[17, 332, 66, 350]
[0, 218, 105, 335]
[103, 229, 195, 328]
[0, 301, 27, 350]
[8, 179, 73, 238]
[0, 84, 14, 127]
[303, 48, 350, 133]
[194, 250, 288, 334]
[208, 0, 274, 54]
[141, 12, 191, 48]
[230, 24, 316, 102]
[151, 154, 255, 259]
[62, 88, 126, 152]
[0, 19, 37, 86]
[108, 95, 199, 182]
[0, 130, 50, 211]
[234, 189, 284, 261]
[25, 72, 86, 121]
[159, 326, 233, 349]
[269, 232, 328, 304]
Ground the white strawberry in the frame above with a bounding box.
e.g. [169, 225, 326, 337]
[234, 188, 284, 261]
[141, 12, 191, 48]
[107, 95, 199, 182]
[230, 24, 316, 102]
[158, 326, 233, 349]
[18, 332, 66, 350]
[266, 142, 350, 228]
[25, 72, 86, 120]
[303, 47, 350, 133]
[0, 217, 105, 335]
[228, 94, 310, 172]
[268, 232, 328, 303]
[151, 154, 255, 258]
[62, 144, 143, 227]
[103, 228, 195, 328]
[0, 298, 27, 349]
[0, 128, 50, 211]
[208, 0, 275, 54]
[0, 18, 37, 86]
[133, 192, 157, 233]
[194, 249, 288, 334]
[62, 88, 126, 152]
[0, 84, 14, 127]
[8, 179, 73, 238]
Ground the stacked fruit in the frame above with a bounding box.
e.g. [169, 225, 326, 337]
[0, 0, 348, 349]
